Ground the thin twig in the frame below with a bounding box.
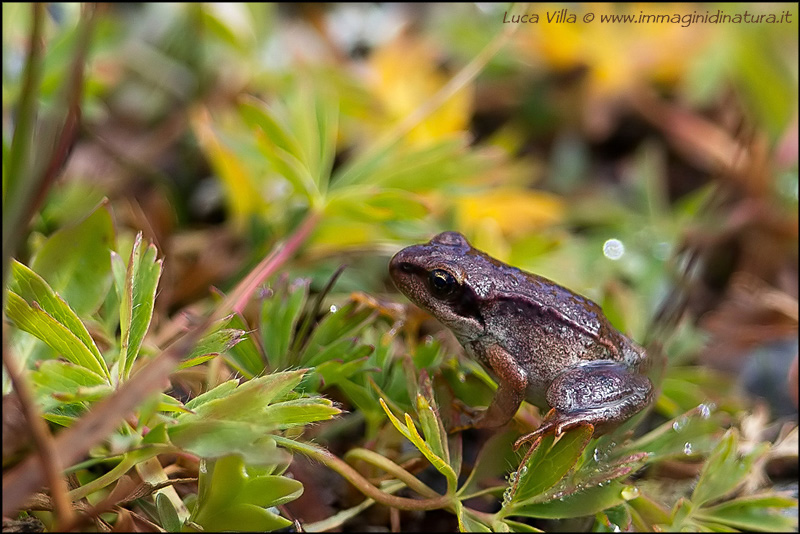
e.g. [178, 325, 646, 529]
[2, 334, 74, 527]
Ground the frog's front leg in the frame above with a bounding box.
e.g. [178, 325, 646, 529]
[514, 361, 652, 449]
[469, 343, 529, 429]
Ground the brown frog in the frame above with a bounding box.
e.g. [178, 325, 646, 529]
[389, 231, 653, 445]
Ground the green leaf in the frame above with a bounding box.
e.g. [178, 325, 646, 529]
[614, 407, 721, 463]
[155, 492, 182, 532]
[692, 430, 769, 507]
[243, 475, 303, 508]
[500, 518, 544, 532]
[223, 313, 264, 379]
[6, 278, 109, 379]
[199, 503, 292, 531]
[416, 393, 448, 466]
[314, 353, 372, 387]
[191, 455, 297, 532]
[260, 398, 341, 428]
[172, 369, 338, 463]
[379, 398, 457, 491]
[510, 426, 593, 505]
[32, 360, 107, 395]
[168, 420, 284, 465]
[178, 326, 247, 370]
[458, 507, 493, 532]
[299, 301, 375, 366]
[260, 278, 309, 370]
[155, 393, 191, 415]
[509, 481, 633, 519]
[695, 494, 798, 532]
[30, 201, 114, 316]
[732, 27, 796, 141]
[324, 188, 429, 223]
[184, 369, 307, 422]
[239, 95, 304, 167]
[118, 232, 162, 380]
[184, 380, 238, 410]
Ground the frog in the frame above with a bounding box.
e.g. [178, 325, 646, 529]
[389, 231, 653, 447]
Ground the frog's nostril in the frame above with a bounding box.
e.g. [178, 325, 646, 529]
[399, 262, 414, 273]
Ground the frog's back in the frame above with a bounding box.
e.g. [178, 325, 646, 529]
[465, 250, 645, 368]
[464, 251, 605, 337]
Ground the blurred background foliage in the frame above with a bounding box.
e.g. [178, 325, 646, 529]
[2, 2, 798, 532]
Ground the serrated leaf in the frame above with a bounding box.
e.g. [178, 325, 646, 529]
[168, 420, 284, 465]
[119, 232, 162, 380]
[6, 288, 109, 379]
[178, 327, 247, 370]
[32, 360, 108, 395]
[185, 369, 307, 422]
[31, 202, 115, 316]
[184, 380, 239, 410]
[260, 398, 341, 428]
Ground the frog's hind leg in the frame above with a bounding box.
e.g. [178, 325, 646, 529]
[513, 361, 652, 449]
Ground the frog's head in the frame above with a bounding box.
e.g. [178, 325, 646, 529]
[389, 232, 486, 341]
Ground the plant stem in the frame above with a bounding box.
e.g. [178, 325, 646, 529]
[2, 3, 44, 295]
[67, 454, 138, 502]
[344, 448, 439, 498]
[226, 211, 322, 317]
[274, 437, 452, 512]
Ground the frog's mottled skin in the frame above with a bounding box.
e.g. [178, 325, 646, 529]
[389, 231, 653, 439]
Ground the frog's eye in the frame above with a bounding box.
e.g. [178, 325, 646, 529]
[428, 269, 458, 299]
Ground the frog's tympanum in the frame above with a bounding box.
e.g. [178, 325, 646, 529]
[389, 231, 653, 445]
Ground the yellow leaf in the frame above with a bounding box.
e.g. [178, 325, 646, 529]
[190, 106, 264, 228]
[516, 4, 713, 98]
[368, 35, 473, 144]
[455, 188, 565, 243]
